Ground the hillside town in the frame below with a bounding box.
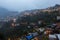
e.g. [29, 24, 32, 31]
[0, 4, 60, 40]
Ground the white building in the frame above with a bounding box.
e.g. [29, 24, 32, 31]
[57, 16, 60, 20]
[49, 34, 60, 40]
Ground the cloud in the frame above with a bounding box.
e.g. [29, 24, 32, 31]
[0, 0, 60, 11]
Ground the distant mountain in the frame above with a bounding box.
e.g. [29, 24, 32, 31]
[0, 7, 8, 17]
[0, 4, 60, 19]
[0, 7, 8, 12]
[0, 7, 19, 18]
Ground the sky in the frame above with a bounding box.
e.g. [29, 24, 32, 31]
[0, 0, 60, 12]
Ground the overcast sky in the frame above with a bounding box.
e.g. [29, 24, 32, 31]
[0, 0, 60, 11]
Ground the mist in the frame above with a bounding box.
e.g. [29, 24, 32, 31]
[0, 0, 60, 12]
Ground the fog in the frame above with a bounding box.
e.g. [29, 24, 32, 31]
[0, 0, 60, 11]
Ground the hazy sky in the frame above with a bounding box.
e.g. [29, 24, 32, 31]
[0, 0, 60, 11]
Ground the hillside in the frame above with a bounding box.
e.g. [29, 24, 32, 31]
[16, 4, 60, 24]
[19, 4, 60, 17]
